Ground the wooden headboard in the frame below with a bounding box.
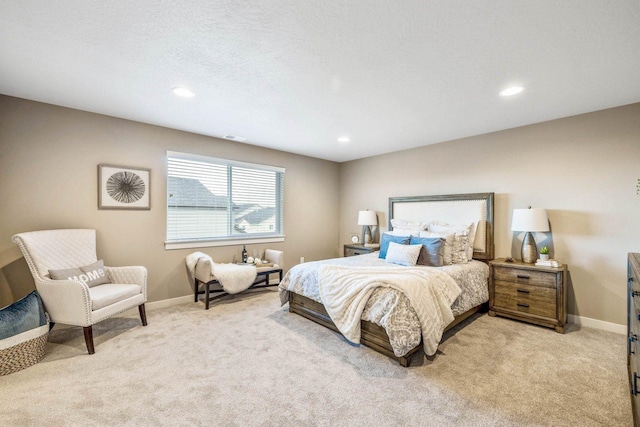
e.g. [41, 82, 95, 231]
[388, 192, 494, 261]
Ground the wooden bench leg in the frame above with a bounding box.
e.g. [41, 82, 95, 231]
[205, 281, 210, 310]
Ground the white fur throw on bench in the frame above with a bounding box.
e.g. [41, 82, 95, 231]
[186, 252, 257, 295]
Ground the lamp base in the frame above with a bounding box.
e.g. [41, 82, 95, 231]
[521, 231, 538, 263]
[362, 226, 372, 245]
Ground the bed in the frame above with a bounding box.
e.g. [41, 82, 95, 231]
[279, 192, 494, 366]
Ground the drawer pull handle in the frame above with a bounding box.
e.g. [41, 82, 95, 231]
[634, 373, 640, 396]
[517, 289, 530, 294]
[630, 334, 638, 355]
[517, 303, 529, 308]
[517, 275, 530, 279]
[633, 291, 640, 298]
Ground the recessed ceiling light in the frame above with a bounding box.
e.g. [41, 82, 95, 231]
[337, 136, 350, 143]
[172, 87, 195, 98]
[500, 86, 524, 97]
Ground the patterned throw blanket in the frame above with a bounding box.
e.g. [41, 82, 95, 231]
[318, 265, 461, 356]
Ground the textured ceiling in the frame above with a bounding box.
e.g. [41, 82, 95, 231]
[1, 1, 639, 162]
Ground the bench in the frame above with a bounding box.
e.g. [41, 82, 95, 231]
[193, 249, 284, 310]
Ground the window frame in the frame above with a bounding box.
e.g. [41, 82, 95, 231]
[165, 151, 285, 250]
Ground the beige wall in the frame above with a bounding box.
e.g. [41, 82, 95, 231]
[339, 103, 640, 326]
[0, 96, 340, 306]
[3, 94, 638, 327]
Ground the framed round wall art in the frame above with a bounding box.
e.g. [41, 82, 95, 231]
[98, 164, 151, 210]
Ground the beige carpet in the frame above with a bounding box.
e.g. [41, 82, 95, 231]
[0, 289, 632, 426]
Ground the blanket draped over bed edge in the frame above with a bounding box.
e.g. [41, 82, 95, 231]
[317, 265, 461, 356]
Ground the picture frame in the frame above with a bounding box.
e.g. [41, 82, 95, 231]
[98, 164, 151, 210]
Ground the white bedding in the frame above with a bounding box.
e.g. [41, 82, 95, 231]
[279, 252, 489, 357]
[318, 265, 461, 356]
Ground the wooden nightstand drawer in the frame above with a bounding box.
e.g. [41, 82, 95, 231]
[493, 280, 556, 318]
[344, 245, 377, 257]
[493, 266, 556, 288]
[489, 258, 567, 333]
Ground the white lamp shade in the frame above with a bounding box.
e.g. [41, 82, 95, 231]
[511, 208, 550, 232]
[357, 210, 378, 226]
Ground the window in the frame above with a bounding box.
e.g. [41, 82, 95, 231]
[165, 151, 285, 249]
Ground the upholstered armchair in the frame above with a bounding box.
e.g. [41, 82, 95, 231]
[12, 229, 147, 354]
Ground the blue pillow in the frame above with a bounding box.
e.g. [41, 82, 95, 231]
[410, 236, 446, 267]
[379, 233, 410, 259]
[0, 291, 46, 340]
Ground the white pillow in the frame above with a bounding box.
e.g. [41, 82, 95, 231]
[384, 242, 421, 266]
[385, 230, 412, 237]
[390, 219, 427, 237]
[428, 221, 476, 262]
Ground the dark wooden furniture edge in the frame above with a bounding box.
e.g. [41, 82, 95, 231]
[627, 253, 640, 426]
[288, 291, 486, 367]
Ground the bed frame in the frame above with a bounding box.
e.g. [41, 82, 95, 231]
[287, 192, 495, 366]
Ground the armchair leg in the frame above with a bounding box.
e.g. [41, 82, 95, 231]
[138, 304, 148, 326]
[83, 326, 95, 355]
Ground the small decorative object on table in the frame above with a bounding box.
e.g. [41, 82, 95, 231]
[539, 246, 550, 261]
[535, 247, 561, 267]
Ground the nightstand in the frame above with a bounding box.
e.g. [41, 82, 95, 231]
[344, 244, 378, 257]
[489, 258, 568, 333]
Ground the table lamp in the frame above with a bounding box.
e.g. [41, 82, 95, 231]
[358, 210, 378, 246]
[511, 208, 549, 263]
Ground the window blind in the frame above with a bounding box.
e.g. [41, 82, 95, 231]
[166, 151, 284, 247]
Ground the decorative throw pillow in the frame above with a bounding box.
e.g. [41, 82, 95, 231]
[49, 260, 111, 287]
[0, 291, 47, 340]
[390, 219, 426, 237]
[384, 242, 421, 267]
[429, 221, 477, 261]
[379, 233, 411, 259]
[419, 231, 456, 264]
[410, 236, 446, 267]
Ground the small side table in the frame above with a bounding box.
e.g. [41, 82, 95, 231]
[489, 258, 567, 333]
[344, 244, 379, 257]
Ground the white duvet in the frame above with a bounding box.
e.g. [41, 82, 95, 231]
[318, 265, 461, 356]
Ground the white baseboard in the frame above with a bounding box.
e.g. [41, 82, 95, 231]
[146, 295, 193, 311]
[568, 314, 625, 335]
[121, 295, 193, 316]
